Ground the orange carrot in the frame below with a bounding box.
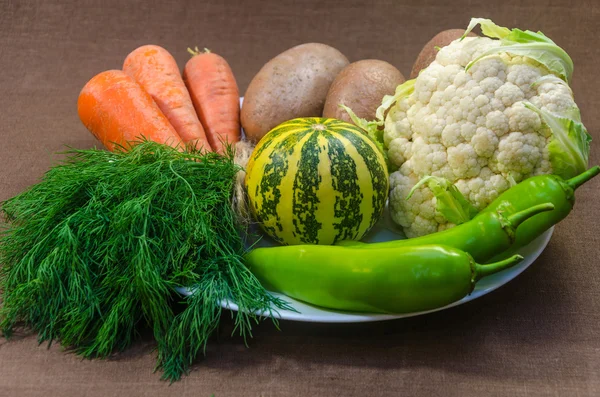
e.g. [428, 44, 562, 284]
[77, 70, 183, 151]
[123, 45, 212, 152]
[183, 47, 240, 154]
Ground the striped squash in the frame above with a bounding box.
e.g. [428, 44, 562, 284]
[245, 117, 389, 245]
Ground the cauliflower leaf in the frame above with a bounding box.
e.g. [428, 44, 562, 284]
[375, 79, 416, 122]
[339, 104, 389, 164]
[407, 176, 478, 225]
[462, 17, 511, 39]
[340, 80, 416, 172]
[531, 74, 573, 93]
[463, 18, 574, 83]
[524, 102, 591, 179]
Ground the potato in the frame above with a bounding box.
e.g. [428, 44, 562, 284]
[322, 60, 405, 123]
[410, 29, 477, 79]
[241, 43, 349, 142]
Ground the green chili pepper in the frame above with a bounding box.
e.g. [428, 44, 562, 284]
[479, 166, 600, 257]
[337, 202, 555, 263]
[246, 244, 523, 314]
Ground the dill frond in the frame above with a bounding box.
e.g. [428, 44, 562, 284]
[0, 140, 289, 380]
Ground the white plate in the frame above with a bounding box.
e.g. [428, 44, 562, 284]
[179, 213, 554, 323]
[181, 96, 554, 322]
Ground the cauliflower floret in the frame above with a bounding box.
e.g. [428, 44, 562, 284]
[383, 27, 585, 237]
[471, 127, 498, 158]
[387, 138, 411, 165]
[436, 37, 500, 67]
[537, 87, 577, 115]
[491, 132, 546, 181]
[485, 110, 510, 136]
[469, 57, 507, 82]
[494, 82, 524, 107]
[410, 137, 448, 176]
[454, 168, 511, 210]
[479, 76, 505, 95]
[441, 123, 462, 147]
[447, 143, 481, 178]
[507, 62, 542, 96]
[505, 102, 542, 134]
[389, 170, 455, 238]
[388, 172, 441, 237]
[383, 98, 413, 145]
[460, 122, 477, 141]
[535, 146, 553, 175]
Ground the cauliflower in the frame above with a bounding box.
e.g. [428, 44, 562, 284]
[348, 18, 591, 238]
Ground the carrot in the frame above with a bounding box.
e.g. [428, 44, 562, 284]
[123, 45, 212, 152]
[183, 47, 241, 154]
[77, 70, 184, 151]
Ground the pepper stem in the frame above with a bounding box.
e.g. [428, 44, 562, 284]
[474, 254, 524, 281]
[566, 166, 600, 190]
[506, 202, 555, 229]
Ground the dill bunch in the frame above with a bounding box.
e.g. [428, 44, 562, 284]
[0, 141, 290, 381]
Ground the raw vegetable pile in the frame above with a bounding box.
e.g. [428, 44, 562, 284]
[1, 17, 598, 381]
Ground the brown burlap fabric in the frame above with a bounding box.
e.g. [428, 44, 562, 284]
[1, 1, 599, 395]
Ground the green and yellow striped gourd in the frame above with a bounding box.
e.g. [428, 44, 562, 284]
[245, 117, 389, 245]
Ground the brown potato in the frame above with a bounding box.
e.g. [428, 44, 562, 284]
[322, 60, 405, 123]
[410, 29, 477, 79]
[241, 43, 349, 142]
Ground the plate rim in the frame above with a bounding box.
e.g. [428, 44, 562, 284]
[178, 226, 554, 323]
